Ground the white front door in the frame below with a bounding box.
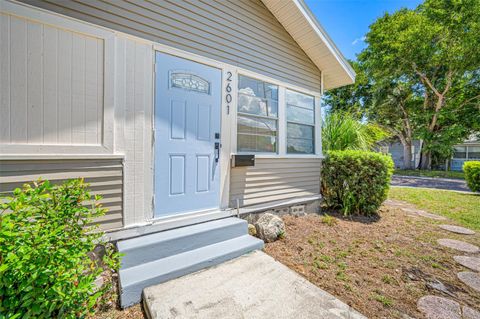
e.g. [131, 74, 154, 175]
[154, 52, 222, 217]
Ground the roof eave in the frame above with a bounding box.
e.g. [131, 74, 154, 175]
[261, 0, 355, 90]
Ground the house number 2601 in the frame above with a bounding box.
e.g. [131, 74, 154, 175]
[225, 71, 233, 114]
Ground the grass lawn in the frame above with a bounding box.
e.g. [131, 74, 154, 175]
[265, 203, 480, 318]
[389, 187, 480, 231]
[394, 169, 464, 180]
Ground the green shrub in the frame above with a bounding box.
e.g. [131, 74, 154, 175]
[463, 161, 480, 192]
[322, 112, 389, 152]
[321, 150, 394, 215]
[0, 179, 120, 318]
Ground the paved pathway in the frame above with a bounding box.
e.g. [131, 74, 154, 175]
[143, 251, 365, 319]
[387, 200, 480, 318]
[391, 175, 470, 192]
[416, 218, 480, 319]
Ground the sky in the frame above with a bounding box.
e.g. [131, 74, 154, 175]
[305, 0, 423, 61]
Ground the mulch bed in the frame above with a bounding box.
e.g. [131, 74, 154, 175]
[90, 271, 146, 319]
[264, 202, 480, 318]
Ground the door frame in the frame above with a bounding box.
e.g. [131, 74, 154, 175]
[150, 43, 323, 222]
[152, 46, 235, 218]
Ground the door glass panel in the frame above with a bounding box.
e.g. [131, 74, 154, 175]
[170, 71, 210, 94]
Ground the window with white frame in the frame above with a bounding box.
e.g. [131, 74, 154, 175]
[237, 75, 278, 153]
[286, 90, 315, 154]
[453, 146, 467, 159]
[467, 146, 480, 159]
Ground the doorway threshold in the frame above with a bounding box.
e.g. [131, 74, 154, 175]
[105, 208, 235, 242]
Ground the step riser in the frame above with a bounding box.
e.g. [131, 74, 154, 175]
[120, 222, 247, 269]
[120, 241, 263, 308]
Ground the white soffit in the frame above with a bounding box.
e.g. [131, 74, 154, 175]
[262, 0, 356, 90]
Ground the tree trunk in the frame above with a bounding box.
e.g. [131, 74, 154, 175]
[402, 141, 413, 169]
[420, 151, 432, 170]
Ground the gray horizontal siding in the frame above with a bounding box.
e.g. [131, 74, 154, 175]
[20, 0, 321, 92]
[230, 158, 321, 207]
[0, 159, 124, 231]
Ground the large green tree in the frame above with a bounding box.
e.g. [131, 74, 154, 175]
[360, 0, 480, 169]
[368, 79, 422, 169]
[322, 61, 371, 119]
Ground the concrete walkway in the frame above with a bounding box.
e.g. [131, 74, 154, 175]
[391, 175, 470, 192]
[143, 251, 365, 319]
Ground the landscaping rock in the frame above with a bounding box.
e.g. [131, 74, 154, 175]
[93, 274, 105, 293]
[439, 225, 475, 235]
[244, 213, 262, 225]
[248, 224, 256, 237]
[384, 199, 410, 207]
[463, 306, 480, 319]
[437, 239, 480, 253]
[426, 279, 455, 297]
[417, 295, 461, 319]
[401, 207, 448, 220]
[254, 213, 285, 243]
[88, 244, 107, 267]
[454, 256, 480, 272]
[457, 271, 480, 293]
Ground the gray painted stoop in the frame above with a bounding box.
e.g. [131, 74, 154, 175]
[117, 217, 264, 308]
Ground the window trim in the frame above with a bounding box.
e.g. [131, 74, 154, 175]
[285, 88, 316, 154]
[236, 75, 280, 154]
[235, 72, 322, 158]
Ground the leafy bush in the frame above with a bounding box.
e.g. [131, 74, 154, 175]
[321, 150, 394, 215]
[463, 161, 480, 192]
[0, 179, 120, 318]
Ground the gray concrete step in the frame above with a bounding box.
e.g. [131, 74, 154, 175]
[117, 217, 264, 308]
[143, 251, 366, 319]
[118, 217, 248, 269]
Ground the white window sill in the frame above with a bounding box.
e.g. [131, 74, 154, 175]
[233, 153, 324, 159]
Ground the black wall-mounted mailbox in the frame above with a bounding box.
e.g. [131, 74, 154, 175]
[231, 154, 255, 167]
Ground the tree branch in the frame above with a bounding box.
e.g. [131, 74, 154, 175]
[412, 62, 441, 97]
[457, 94, 480, 108]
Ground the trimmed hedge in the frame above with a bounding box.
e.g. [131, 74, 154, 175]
[321, 150, 394, 215]
[463, 161, 480, 192]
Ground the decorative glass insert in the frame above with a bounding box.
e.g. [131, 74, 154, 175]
[170, 71, 210, 94]
[237, 75, 278, 153]
[286, 89, 315, 154]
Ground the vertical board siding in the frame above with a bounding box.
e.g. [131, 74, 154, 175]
[9, 15, 27, 143]
[43, 25, 58, 144]
[20, 0, 321, 92]
[230, 158, 322, 207]
[114, 37, 153, 225]
[0, 12, 105, 146]
[0, 159, 124, 231]
[0, 13, 11, 143]
[57, 29, 73, 144]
